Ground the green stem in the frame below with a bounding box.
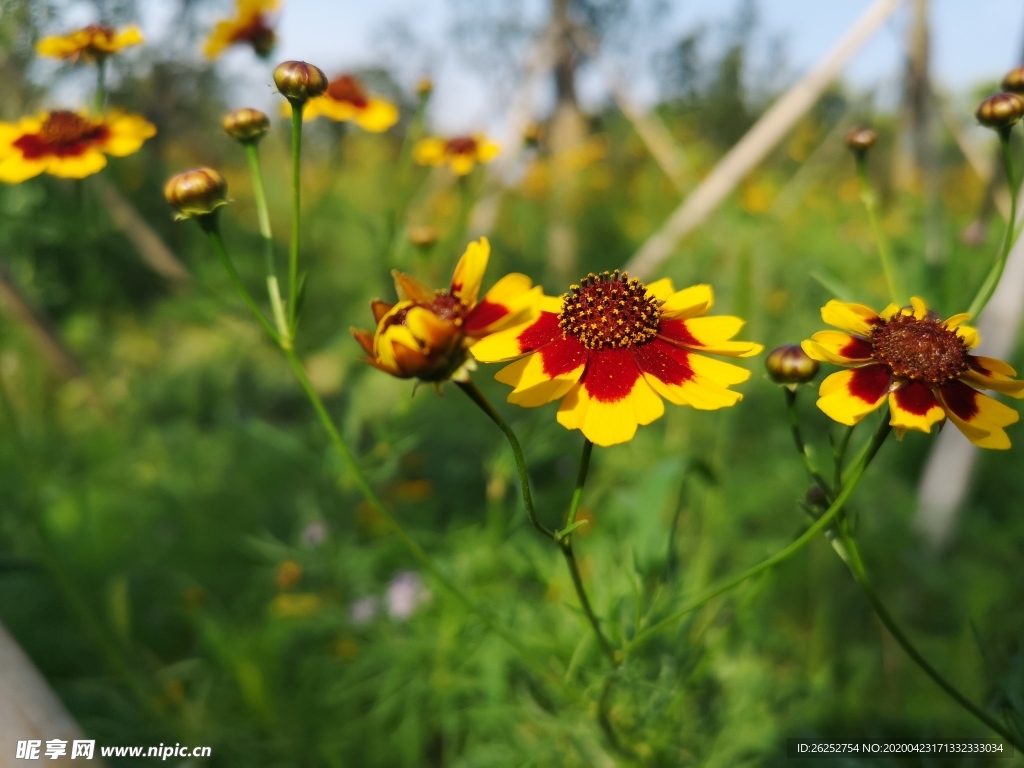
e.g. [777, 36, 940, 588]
[456, 380, 556, 539]
[855, 155, 901, 305]
[784, 387, 832, 496]
[287, 102, 304, 334]
[199, 216, 282, 347]
[833, 425, 855, 492]
[94, 58, 106, 114]
[283, 352, 542, 668]
[558, 439, 618, 667]
[835, 531, 1023, 751]
[597, 673, 640, 763]
[243, 141, 289, 345]
[968, 131, 1019, 319]
[624, 413, 892, 655]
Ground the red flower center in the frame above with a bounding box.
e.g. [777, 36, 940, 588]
[13, 111, 110, 160]
[870, 313, 968, 385]
[230, 15, 276, 56]
[558, 271, 660, 350]
[325, 75, 369, 108]
[445, 136, 478, 156]
[81, 24, 116, 44]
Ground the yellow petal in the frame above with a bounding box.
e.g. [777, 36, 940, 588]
[645, 277, 675, 302]
[413, 138, 446, 166]
[449, 154, 475, 175]
[660, 284, 713, 319]
[556, 377, 664, 447]
[474, 137, 500, 163]
[800, 331, 872, 365]
[450, 237, 489, 308]
[815, 366, 889, 425]
[354, 99, 399, 132]
[391, 271, 434, 303]
[104, 113, 156, 156]
[888, 382, 945, 434]
[0, 156, 47, 183]
[46, 151, 108, 179]
[909, 296, 929, 320]
[471, 321, 535, 362]
[820, 300, 880, 336]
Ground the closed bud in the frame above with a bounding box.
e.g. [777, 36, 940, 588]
[766, 344, 819, 385]
[416, 76, 433, 98]
[407, 225, 439, 249]
[222, 108, 270, 143]
[975, 92, 1024, 130]
[274, 60, 328, 103]
[1002, 66, 1024, 95]
[845, 126, 877, 153]
[354, 299, 466, 382]
[164, 167, 229, 220]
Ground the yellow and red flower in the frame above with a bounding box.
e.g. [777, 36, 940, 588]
[472, 273, 762, 447]
[204, 0, 279, 60]
[802, 297, 1024, 449]
[0, 110, 156, 183]
[37, 24, 144, 63]
[297, 74, 398, 132]
[353, 238, 539, 382]
[413, 134, 499, 175]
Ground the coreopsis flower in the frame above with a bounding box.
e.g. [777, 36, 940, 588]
[471, 273, 763, 447]
[0, 109, 155, 183]
[802, 298, 1024, 449]
[413, 134, 499, 175]
[298, 74, 398, 132]
[204, 0, 279, 60]
[36, 24, 144, 63]
[352, 238, 539, 382]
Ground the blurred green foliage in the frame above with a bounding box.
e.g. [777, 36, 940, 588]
[1, 1, 1023, 766]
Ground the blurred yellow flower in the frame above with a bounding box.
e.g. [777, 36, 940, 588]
[295, 74, 398, 133]
[204, 0, 279, 60]
[0, 110, 155, 183]
[37, 24, 144, 63]
[269, 592, 321, 618]
[274, 559, 303, 591]
[413, 134, 499, 175]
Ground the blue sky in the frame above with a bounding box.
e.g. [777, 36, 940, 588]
[58, 1, 1024, 132]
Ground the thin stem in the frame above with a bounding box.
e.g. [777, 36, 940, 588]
[93, 58, 106, 114]
[557, 439, 618, 667]
[855, 155, 901, 305]
[456, 379, 556, 539]
[784, 387, 832, 496]
[833, 425, 855, 493]
[199, 217, 282, 346]
[243, 141, 289, 344]
[968, 131, 1019, 319]
[287, 102, 304, 334]
[624, 413, 892, 655]
[835, 531, 1023, 751]
[284, 352, 541, 669]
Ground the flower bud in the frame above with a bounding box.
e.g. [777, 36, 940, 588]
[845, 126, 877, 153]
[1002, 66, 1024, 94]
[222, 108, 270, 143]
[353, 300, 466, 382]
[976, 92, 1024, 130]
[766, 344, 819, 385]
[164, 167, 229, 220]
[416, 76, 433, 99]
[273, 60, 328, 103]
[407, 225, 439, 249]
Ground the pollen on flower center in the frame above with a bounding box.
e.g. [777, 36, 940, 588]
[558, 271, 660, 350]
[39, 111, 103, 146]
[445, 136, 477, 156]
[325, 76, 368, 107]
[871, 313, 968, 384]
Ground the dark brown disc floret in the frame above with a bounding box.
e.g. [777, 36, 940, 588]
[870, 312, 969, 385]
[558, 270, 660, 350]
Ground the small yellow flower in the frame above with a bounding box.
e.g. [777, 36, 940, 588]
[352, 238, 539, 382]
[802, 297, 1024, 448]
[0, 110, 155, 183]
[294, 74, 398, 132]
[37, 24, 144, 63]
[473, 274, 762, 447]
[413, 134, 499, 175]
[204, 0, 279, 60]
[269, 593, 321, 618]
